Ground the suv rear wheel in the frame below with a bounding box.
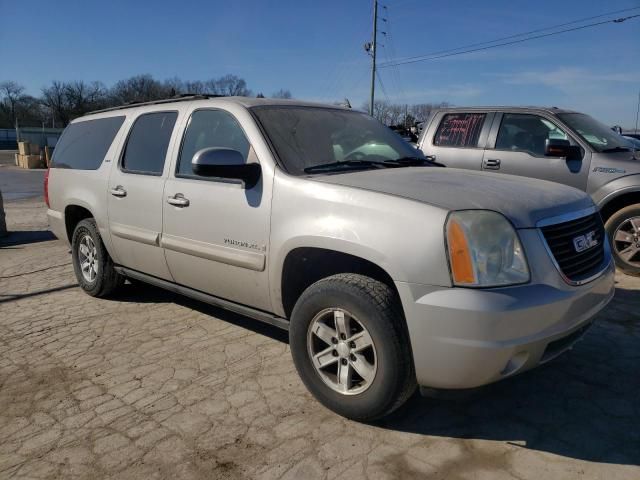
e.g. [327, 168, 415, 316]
[289, 273, 416, 421]
[605, 204, 640, 276]
[71, 218, 124, 297]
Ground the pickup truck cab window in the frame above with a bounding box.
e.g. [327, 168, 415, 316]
[121, 111, 177, 175]
[177, 109, 250, 178]
[494, 113, 570, 157]
[433, 113, 486, 148]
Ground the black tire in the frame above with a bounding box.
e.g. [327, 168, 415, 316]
[289, 273, 416, 421]
[71, 218, 124, 297]
[605, 204, 640, 277]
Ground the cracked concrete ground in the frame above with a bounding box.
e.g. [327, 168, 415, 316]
[0, 194, 638, 479]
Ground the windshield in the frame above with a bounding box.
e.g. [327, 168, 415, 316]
[557, 113, 631, 153]
[251, 106, 423, 175]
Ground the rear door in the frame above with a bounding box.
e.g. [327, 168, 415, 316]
[482, 112, 590, 190]
[420, 111, 493, 170]
[107, 109, 181, 280]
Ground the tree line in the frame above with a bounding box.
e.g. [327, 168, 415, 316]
[364, 100, 452, 127]
[0, 75, 292, 128]
[1, 74, 450, 130]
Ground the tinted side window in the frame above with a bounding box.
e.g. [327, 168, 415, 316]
[495, 114, 569, 157]
[433, 113, 485, 148]
[177, 110, 250, 177]
[122, 112, 178, 174]
[51, 116, 125, 169]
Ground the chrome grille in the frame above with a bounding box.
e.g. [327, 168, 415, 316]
[540, 213, 606, 283]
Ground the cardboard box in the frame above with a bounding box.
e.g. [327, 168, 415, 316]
[18, 141, 30, 155]
[29, 143, 41, 155]
[18, 154, 43, 169]
[14, 153, 19, 166]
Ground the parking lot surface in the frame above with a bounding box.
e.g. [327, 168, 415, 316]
[1, 188, 639, 479]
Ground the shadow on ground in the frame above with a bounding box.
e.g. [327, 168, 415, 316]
[101, 280, 640, 466]
[0, 230, 55, 247]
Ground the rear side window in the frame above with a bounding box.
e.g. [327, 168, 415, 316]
[433, 113, 485, 148]
[121, 112, 178, 175]
[50, 116, 125, 169]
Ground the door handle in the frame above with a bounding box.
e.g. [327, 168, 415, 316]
[110, 186, 127, 197]
[483, 158, 501, 170]
[167, 193, 190, 207]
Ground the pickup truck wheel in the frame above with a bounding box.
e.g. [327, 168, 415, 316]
[71, 219, 124, 297]
[605, 204, 640, 276]
[289, 273, 416, 421]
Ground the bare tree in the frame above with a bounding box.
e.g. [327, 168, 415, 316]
[110, 74, 169, 104]
[206, 75, 251, 96]
[41, 81, 71, 126]
[0, 81, 25, 126]
[272, 89, 292, 99]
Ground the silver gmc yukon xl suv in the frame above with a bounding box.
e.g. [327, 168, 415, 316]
[46, 96, 615, 420]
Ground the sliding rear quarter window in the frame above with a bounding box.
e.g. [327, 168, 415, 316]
[50, 116, 125, 169]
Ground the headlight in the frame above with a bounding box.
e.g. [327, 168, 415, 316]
[445, 210, 529, 287]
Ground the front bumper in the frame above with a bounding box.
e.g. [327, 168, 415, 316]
[396, 259, 615, 389]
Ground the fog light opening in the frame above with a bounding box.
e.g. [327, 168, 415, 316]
[500, 351, 529, 377]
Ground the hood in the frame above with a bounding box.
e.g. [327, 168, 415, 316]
[314, 167, 593, 228]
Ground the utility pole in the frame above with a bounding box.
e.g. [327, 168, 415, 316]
[369, 0, 378, 116]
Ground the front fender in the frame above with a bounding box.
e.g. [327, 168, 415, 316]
[591, 174, 640, 208]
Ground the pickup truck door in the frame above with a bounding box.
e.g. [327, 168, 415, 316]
[107, 109, 182, 280]
[419, 111, 493, 170]
[482, 112, 591, 190]
[161, 107, 273, 311]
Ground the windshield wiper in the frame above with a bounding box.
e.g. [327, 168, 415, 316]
[384, 156, 445, 167]
[303, 159, 388, 173]
[601, 146, 631, 153]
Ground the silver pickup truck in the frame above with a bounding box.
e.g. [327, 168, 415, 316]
[46, 97, 614, 420]
[417, 106, 640, 276]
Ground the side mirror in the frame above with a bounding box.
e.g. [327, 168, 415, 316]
[192, 148, 261, 189]
[545, 139, 581, 160]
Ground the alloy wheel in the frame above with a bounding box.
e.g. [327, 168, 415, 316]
[307, 308, 377, 395]
[613, 216, 640, 267]
[78, 234, 99, 283]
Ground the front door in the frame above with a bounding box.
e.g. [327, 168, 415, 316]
[107, 110, 179, 280]
[161, 108, 273, 311]
[482, 113, 591, 190]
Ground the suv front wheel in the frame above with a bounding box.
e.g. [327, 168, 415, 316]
[605, 204, 640, 276]
[71, 218, 124, 297]
[289, 273, 416, 421]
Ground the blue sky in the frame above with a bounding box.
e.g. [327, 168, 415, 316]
[2, 0, 639, 127]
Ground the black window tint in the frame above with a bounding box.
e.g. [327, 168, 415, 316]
[51, 116, 125, 169]
[495, 114, 568, 157]
[122, 112, 178, 174]
[433, 113, 485, 148]
[177, 110, 249, 177]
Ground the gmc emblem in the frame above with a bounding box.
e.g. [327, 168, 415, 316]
[573, 231, 598, 253]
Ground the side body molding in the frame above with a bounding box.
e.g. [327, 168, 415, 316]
[160, 234, 266, 271]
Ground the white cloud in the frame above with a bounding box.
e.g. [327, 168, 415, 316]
[494, 67, 640, 91]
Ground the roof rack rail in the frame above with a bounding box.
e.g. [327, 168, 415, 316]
[87, 94, 226, 115]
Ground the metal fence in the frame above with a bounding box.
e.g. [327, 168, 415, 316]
[0, 127, 64, 150]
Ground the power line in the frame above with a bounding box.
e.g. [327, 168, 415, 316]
[379, 10, 640, 68]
